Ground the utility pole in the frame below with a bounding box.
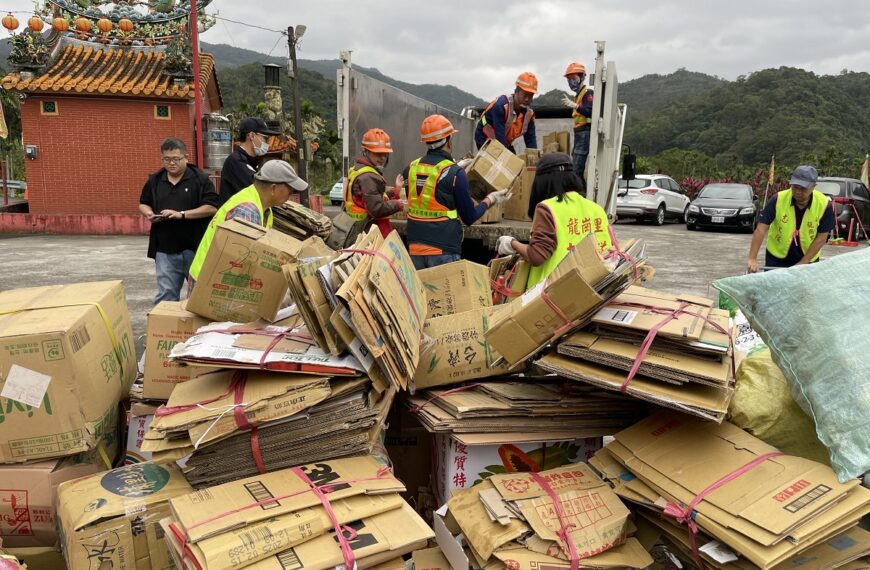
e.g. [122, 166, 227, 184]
[191, 0, 203, 168]
[287, 25, 308, 207]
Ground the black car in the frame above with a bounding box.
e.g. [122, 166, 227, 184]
[816, 177, 870, 239]
[686, 183, 757, 232]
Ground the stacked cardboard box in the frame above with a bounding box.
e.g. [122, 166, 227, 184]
[160, 456, 434, 570]
[504, 149, 541, 222]
[537, 286, 736, 422]
[435, 463, 654, 569]
[590, 412, 870, 569]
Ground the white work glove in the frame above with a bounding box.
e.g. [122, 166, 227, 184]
[457, 158, 473, 170]
[497, 236, 517, 256]
[561, 94, 579, 110]
[486, 188, 513, 205]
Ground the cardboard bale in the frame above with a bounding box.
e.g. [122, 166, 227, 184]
[57, 462, 193, 570]
[0, 281, 135, 463]
[0, 450, 110, 548]
[187, 219, 304, 323]
[432, 434, 601, 505]
[467, 139, 525, 199]
[418, 260, 492, 319]
[485, 236, 612, 366]
[143, 301, 214, 400]
[504, 166, 536, 222]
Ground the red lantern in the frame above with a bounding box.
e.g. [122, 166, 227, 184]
[1, 13, 19, 32]
[52, 17, 68, 32]
[28, 15, 44, 32]
[118, 18, 133, 33]
[75, 17, 90, 32]
[97, 18, 112, 34]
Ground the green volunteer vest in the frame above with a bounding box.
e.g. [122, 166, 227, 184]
[189, 184, 273, 280]
[767, 189, 829, 262]
[527, 192, 612, 289]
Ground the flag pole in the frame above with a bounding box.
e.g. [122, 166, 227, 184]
[762, 155, 774, 209]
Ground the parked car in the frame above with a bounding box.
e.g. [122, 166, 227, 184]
[616, 174, 690, 225]
[328, 178, 344, 206]
[815, 177, 870, 239]
[686, 183, 757, 232]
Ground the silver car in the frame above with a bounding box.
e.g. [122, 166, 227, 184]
[616, 174, 691, 225]
[328, 179, 344, 206]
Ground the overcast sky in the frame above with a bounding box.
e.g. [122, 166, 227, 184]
[3, 0, 869, 99]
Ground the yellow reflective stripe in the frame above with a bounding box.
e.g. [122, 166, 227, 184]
[346, 165, 383, 219]
[408, 158, 455, 217]
[0, 302, 126, 383]
[408, 207, 458, 219]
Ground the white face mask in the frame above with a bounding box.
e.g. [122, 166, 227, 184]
[254, 140, 270, 156]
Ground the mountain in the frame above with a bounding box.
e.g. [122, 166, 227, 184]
[620, 68, 727, 124]
[201, 42, 485, 113]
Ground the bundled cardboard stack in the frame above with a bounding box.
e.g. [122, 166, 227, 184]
[0, 281, 137, 556]
[590, 412, 870, 569]
[273, 198, 333, 241]
[537, 286, 736, 422]
[435, 463, 654, 569]
[56, 462, 193, 570]
[160, 456, 434, 570]
[486, 236, 648, 366]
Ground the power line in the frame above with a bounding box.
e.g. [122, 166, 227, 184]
[212, 15, 286, 35]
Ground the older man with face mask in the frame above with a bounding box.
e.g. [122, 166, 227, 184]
[747, 165, 835, 272]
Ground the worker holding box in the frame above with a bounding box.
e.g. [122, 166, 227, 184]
[560, 62, 594, 179]
[405, 115, 512, 270]
[345, 128, 405, 238]
[497, 153, 612, 288]
[474, 72, 539, 153]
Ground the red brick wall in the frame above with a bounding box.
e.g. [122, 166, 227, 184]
[22, 96, 196, 215]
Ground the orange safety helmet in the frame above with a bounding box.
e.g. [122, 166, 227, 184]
[420, 114, 457, 143]
[361, 128, 393, 153]
[564, 62, 586, 77]
[515, 72, 538, 94]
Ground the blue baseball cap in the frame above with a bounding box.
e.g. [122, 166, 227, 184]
[789, 165, 818, 188]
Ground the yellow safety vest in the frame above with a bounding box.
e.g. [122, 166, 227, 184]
[767, 189, 830, 261]
[189, 184, 273, 280]
[572, 86, 589, 129]
[407, 158, 458, 221]
[345, 165, 383, 221]
[527, 192, 612, 289]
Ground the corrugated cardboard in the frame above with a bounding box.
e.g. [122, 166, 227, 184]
[592, 287, 715, 342]
[124, 404, 157, 465]
[544, 131, 571, 154]
[413, 546, 451, 570]
[467, 139, 525, 196]
[418, 260, 493, 319]
[474, 200, 504, 224]
[56, 462, 193, 570]
[412, 306, 512, 390]
[0, 281, 135, 463]
[486, 236, 610, 366]
[187, 219, 304, 323]
[432, 434, 601, 505]
[0, 450, 109, 548]
[143, 301, 214, 400]
[522, 148, 542, 167]
[169, 455, 404, 544]
[504, 166, 536, 222]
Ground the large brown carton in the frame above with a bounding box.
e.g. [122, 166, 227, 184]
[544, 131, 571, 154]
[187, 219, 303, 323]
[485, 236, 610, 365]
[57, 462, 193, 570]
[504, 166, 535, 222]
[412, 306, 513, 390]
[0, 281, 136, 463]
[467, 139, 525, 199]
[418, 260, 492, 319]
[0, 449, 110, 548]
[143, 301, 213, 400]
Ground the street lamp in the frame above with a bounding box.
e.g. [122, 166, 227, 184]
[288, 24, 308, 206]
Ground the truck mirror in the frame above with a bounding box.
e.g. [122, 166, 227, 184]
[622, 153, 637, 181]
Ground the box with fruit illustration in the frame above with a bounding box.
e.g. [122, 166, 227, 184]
[432, 434, 602, 504]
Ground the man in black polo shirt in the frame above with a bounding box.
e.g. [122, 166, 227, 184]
[139, 138, 219, 304]
[218, 117, 280, 205]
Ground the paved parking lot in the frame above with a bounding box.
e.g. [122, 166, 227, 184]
[0, 221, 864, 357]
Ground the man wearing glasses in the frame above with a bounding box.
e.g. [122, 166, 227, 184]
[139, 138, 219, 304]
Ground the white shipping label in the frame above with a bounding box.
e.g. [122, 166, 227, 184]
[1, 364, 52, 408]
[594, 307, 638, 326]
[699, 541, 739, 564]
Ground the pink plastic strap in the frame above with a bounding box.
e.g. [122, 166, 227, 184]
[620, 301, 689, 393]
[155, 370, 247, 417]
[292, 466, 357, 570]
[540, 289, 575, 337]
[340, 248, 422, 327]
[663, 451, 784, 569]
[410, 383, 484, 414]
[529, 472, 580, 570]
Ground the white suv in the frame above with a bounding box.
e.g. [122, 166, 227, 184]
[616, 174, 691, 225]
